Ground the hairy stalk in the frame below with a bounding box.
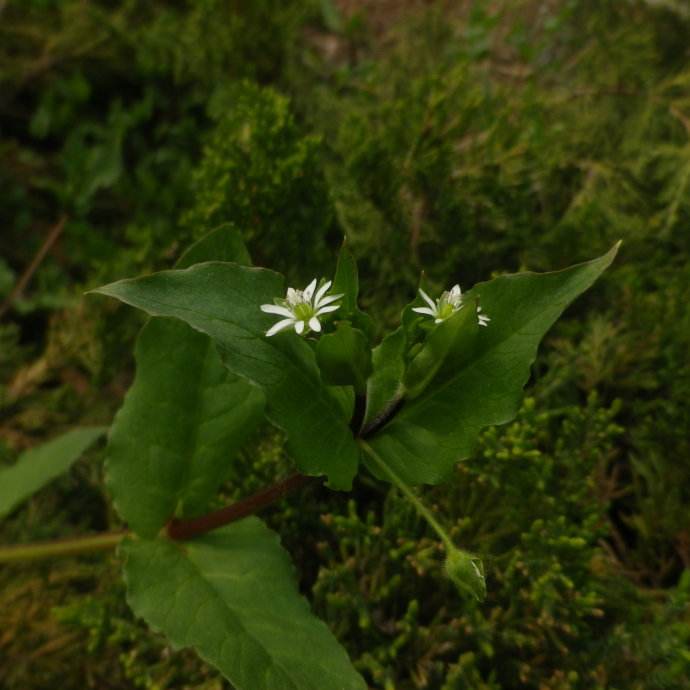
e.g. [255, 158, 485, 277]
[359, 439, 454, 550]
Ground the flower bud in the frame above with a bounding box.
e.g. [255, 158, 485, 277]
[445, 548, 486, 601]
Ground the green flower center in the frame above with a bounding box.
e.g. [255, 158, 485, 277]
[437, 302, 455, 321]
[293, 302, 314, 321]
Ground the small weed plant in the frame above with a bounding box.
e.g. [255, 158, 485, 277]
[0, 225, 618, 689]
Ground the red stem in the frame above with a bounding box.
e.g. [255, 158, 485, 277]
[166, 473, 315, 541]
[0, 475, 317, 561]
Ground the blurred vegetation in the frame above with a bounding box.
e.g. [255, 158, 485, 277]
[1, 0, 689, 688]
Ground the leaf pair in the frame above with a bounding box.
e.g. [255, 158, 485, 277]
[103, 225, 367, 690]
[98, 231, 618, 492]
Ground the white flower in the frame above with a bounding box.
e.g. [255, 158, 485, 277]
[412, 284, 490, 327]
[412, 284, 464, 323]
[260, 278, 343, 337]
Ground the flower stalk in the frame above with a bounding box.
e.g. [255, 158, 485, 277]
[359, 439, 486, 600]
[359, 439, 454, 550]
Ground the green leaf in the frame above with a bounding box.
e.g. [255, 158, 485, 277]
[0, 427, 107, 519]
[403, 298, 478, 399]
[122, 518, 366, 690]
[316, 323, 372, 393]
[107, 318, 265, 537]
[366, 244, 619, 485]
[92, 262, 359, 489]
[106, 224, 262, 536]
[326, 385, 356, 422]
[177, 223, 251, 269]
[361, 327, 406, 433]
[332, 241, 359, 315]
[332, 241, 374, 339]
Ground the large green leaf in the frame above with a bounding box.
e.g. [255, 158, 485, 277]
[0, 427, 106, 519]
[93, 263, 359, 489]
[107, 224, 264, 536]
[366, 244, 619, 485]
[122, 518, 366, 690]
[106, 318, 265, 537]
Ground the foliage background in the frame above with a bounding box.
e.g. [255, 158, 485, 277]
[1, 0, 689, 688]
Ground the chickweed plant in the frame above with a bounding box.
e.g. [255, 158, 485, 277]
[1, 226, 618, 690]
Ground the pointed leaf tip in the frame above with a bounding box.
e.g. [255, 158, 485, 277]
[367, 246, 618, 485]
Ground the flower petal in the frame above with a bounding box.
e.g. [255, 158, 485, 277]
[419, 287, 437, 310]
[412, 306, 436, 317]
[265, 318, 295, 337]
[261, 304, 294, 318]
[295, 320, 305, 335]
[315, 293, 343, 309]
[315, 304, 340, 316]
[303, 278, 317, 301]
[313, 280, 332, 307]
[309, 316, 322, 332]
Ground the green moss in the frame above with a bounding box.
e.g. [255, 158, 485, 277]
[183, 82, 336, 283]
[1, 1, 690, 688]
[310, 398, 690, 689]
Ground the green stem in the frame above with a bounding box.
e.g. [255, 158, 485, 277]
[359, 440, 454, 550]
[0, 531, 127, 563]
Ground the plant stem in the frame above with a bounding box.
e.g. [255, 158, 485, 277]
[0, 531, 127, 563]
[359, 440, 454, 550]
[166, 472, 316, 541]
[0, 474, 317, 562]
